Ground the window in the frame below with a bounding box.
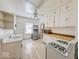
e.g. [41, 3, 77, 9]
[25, 23, 33, 34]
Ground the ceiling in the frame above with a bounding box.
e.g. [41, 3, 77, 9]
[0, 0, 64, 18]
[25, 0, 44, 8]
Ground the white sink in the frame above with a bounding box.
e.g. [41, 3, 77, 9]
[3, 34, 23, 43]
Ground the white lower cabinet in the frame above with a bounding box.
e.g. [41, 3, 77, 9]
[1, 41, 22, 59]
[47, 46, 75, 59]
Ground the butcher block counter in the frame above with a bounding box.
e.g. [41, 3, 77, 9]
[47, 34, 74, 41]
[44, 33, 75, 41]
[43, 33, 77, 44]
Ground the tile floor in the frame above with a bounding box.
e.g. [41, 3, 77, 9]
[0, 39, 46, 59]
[22, 39, 46, 59]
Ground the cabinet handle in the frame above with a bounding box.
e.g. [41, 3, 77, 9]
[21, 44, 23, 48]
[19, 57, 22, 59]
[15, 24, 16, 27]
[65, 5, 70, 9]
[65, 17, 68, 21]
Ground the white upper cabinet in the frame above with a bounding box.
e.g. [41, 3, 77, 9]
[47, 9, 55, 28]
[0, 12, 4, 28]
[38, 0, 77, 28]
[0, 11, 14, 29]
[59, 0, 77, 27]
[39, 8, 55, 28]
[0, 20, 4, 28]
[54, 8, 60, 27]
[0, 12, 4, 19]
[62, 1, 73, 13]
[60, 10, 76, 27]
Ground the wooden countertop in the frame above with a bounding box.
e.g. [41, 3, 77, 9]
[45, 34, 75, 41]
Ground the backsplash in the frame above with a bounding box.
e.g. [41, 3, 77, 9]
[51, 27, 75, 36]
[0, 29, 13, 39]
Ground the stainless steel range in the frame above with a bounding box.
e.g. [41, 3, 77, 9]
[31, 25, 39, 40]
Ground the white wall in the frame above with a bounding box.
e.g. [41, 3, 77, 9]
[15, 16, 38, 39]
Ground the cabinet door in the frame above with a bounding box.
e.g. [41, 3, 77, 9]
[60, 0, 77, 27]
[50, 17, 54, 27]
[47, 46, 74, 59]
[14, 15, 16, 30]
[54, 8, 60, 27]
[43, 8, 55, 28]
[62, 1, 73, 13]
[2, 41, 22, 59]
[48, 9, 55, 27]
[0, 20, 3, 28]
[0, 40, 2, 53]
[1, 12, 14, 29]
[43, 15, 48, 28]
[0, 12, 3, 28]
[60, 10, 76, 27]
[64, 10, 77, 27]
[45, 12, 51, 27]
[3, 21, 14, 29]
[44, 15, 51, 28]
